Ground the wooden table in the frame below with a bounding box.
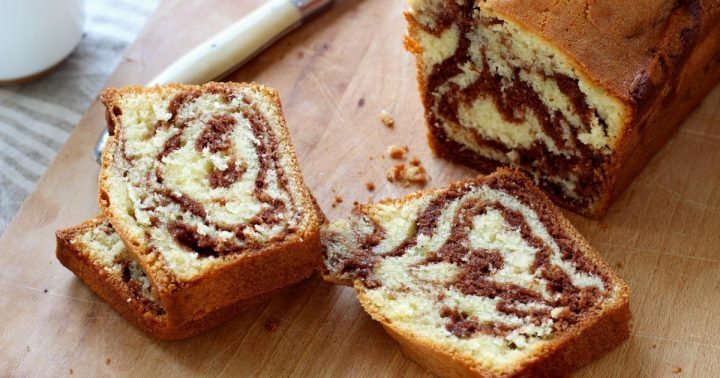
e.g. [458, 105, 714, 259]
[2, 0, 719, 376]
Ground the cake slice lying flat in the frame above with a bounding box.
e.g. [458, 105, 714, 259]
[405, 0, 720, 217]
[56, 217, 271, 340]
[322, 170, 629, 377]
[99, 82, 322, 325]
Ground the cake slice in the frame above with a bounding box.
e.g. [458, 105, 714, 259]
[322, 169, 630, 377]
[55, 217, 271, 340]
[405, 0, 720, 217]
[99, 82, 322, 325]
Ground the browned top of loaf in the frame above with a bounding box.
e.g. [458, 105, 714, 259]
[481, 0, 720, 108]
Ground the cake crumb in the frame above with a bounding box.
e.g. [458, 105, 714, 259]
[264, 317, 280, 332]
[368, 156, 373, 161]
[26, 345, 30, 352]
[379, 110, 395, 128]
[672, 367, 682, 374]
[43, 289, 48, 293]
[358, 98, 365, 107]
[652, 344, 657, 349]
[387, 145, 408, 160]
[366, 182, 375, 191]
[386, 157, 430, 187]
[69, 368, 74, 375]
[105, 358, 111, 365]
[331, 195, 344, 208]
[352, 201, 360, 206]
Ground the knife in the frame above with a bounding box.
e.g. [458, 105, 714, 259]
[94, 0, 334, 163]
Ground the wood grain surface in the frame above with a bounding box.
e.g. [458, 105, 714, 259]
[2, 0, 719, 376]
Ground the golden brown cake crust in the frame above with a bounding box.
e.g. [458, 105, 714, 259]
[375, 296, 629, 378]
[483, 0, 720, 106]
[98, 82, 323, 325]
[55, 217, 275, 340]
[483, 0, 720, 217]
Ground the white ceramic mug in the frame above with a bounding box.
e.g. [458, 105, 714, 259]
[0, 0, 85, 84]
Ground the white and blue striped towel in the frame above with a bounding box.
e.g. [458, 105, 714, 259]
[0, 0, 159, 235]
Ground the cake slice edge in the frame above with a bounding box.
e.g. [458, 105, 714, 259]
[55, 216, 278, 340]
[97, 82, 323, 325]
[322, 169, 630, 377]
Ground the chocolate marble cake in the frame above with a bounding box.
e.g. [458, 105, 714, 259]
[322, 170, 630, 377]
[56, 217, 271, 339]
[405, 0, 720, 217]
[99, 82, 322, 325]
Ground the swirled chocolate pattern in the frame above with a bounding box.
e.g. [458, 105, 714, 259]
[322, 171, 628, 369]
[64, 218, 165, 316]
[100, 83, 312, 282]
[405, 0, 630, 215]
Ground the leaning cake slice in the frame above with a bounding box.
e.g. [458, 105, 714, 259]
[322, 169, 629, 377]
[99, 82, 322, 325]
[56, 217, 270, 340]
[405, 0, 720, 217]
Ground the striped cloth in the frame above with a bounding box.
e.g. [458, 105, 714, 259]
[0, 0, 159, 235]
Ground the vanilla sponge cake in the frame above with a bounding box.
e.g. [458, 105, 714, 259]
[56, 217, 272, 340]
[405, 0, 720, 217]
[99, 82, 322, 325]
[322, 170, 629, 377]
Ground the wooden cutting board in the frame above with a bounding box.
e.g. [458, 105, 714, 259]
[2, 0, 720, 376]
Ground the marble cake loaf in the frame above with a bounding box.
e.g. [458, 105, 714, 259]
[99, 82, 322, 326]
[405, 0, 720, 217]
[322, 170, 630, 377]
[56, 217, 271, 340]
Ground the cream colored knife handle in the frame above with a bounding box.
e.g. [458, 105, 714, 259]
[94, 0, 334, 162]
[151, 0, 302, 85]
